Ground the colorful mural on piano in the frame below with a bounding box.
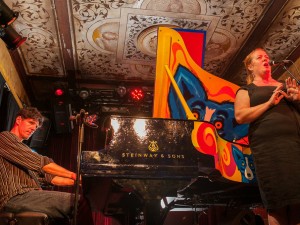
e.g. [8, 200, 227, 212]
[153, 27, 255, 183]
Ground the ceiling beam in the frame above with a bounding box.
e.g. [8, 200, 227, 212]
[53, 0, 76, 88]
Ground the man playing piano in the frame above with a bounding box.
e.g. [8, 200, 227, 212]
[0, 107, 93, 224]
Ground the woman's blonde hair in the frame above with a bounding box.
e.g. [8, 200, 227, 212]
[243, 48, 265, 84]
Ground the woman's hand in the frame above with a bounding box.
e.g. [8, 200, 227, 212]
[269, 84, 284, 106]
[234, 85, 283, 125]
[285, 77, 300, 101]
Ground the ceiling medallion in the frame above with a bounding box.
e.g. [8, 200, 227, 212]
[87, 19, 120, 54]
[136, 24, 178, 58]
[205, 29, 237, 61]
[139, 0, 203, 14]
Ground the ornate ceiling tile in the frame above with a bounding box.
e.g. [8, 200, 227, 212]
[4, 0, 298, 92]
[117, 8, 219, 65]
[203, 0, 271, 76]
[138, 0, 204, 14]
[72, 0, 134, 80]
[11, 0, 65, 77]
[260, 1, 300, 61]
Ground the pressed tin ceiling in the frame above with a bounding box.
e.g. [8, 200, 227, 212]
[3, 0, 300, 109]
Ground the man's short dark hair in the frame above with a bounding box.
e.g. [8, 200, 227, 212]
[17, 107, 44, 127]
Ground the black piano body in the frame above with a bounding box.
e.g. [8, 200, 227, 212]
[81, 116, 262, 224]
[81, 115, 216, 179]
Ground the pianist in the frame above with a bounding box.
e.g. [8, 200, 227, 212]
[0, 107, 93, 224]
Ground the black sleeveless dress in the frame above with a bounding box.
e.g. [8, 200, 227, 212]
[239, 83, 300, 209]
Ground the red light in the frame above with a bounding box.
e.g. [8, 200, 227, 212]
[129, 88, 144, 101]
[14, 36, 27, 48]
[54, 88, 64, 96]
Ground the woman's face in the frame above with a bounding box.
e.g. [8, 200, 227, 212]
[248, 49, 271, 77]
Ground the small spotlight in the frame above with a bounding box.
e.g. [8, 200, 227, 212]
[116, 86, 127, 97]
[129, 88, 144, 102]
[54, 88, 64, 97]
[79, 88, 89, 99]
[0, 1, 19, 27]
[0, 25, 26, 50]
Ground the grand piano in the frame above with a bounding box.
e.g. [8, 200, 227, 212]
[81, 115, 262, 225]
[80, 27, 263, 225]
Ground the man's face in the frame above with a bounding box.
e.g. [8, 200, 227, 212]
[16, 116, 39, 140]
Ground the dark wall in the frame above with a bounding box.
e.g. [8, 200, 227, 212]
[0, 73, 20, 132]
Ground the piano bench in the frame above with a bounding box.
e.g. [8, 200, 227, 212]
[0, 211, 49, 225]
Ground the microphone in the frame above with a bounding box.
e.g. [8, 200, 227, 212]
[269, 60, 291, 66]
[79, 109, 86, 119]
[69, 109, 87, 124]
[69, 110, 98, 128]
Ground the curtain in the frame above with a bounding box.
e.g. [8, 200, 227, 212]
[46, 122, 112, 225]
[92, 212, 112, 225]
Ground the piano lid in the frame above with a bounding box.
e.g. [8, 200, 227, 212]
[81, 115, 215, 179]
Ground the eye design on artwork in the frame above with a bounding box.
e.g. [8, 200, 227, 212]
[192, 111, 199, 120]
[168, 65, 249, 143]
[214, 120, 223, 130]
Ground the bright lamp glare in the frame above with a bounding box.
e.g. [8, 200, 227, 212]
[133, 119, 146, 138]
[111, 118, 120, 133]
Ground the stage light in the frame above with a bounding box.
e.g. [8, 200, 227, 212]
[116, 85, 127, 97]
[78, 88, 89, 99]
[54, 88, 64, 97]
[0, 25, 26, 50]
[0, 2, 26, 50]
[129, 87, 144, 102]
[0, 0, 19, 27]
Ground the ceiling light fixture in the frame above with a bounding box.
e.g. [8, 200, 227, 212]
[78, 88, 89, 99]
[0, 25, 27, 50]
[0, 0, 18, 27]
[116, 85, 127, 97]
[0, 1, 26, 50]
